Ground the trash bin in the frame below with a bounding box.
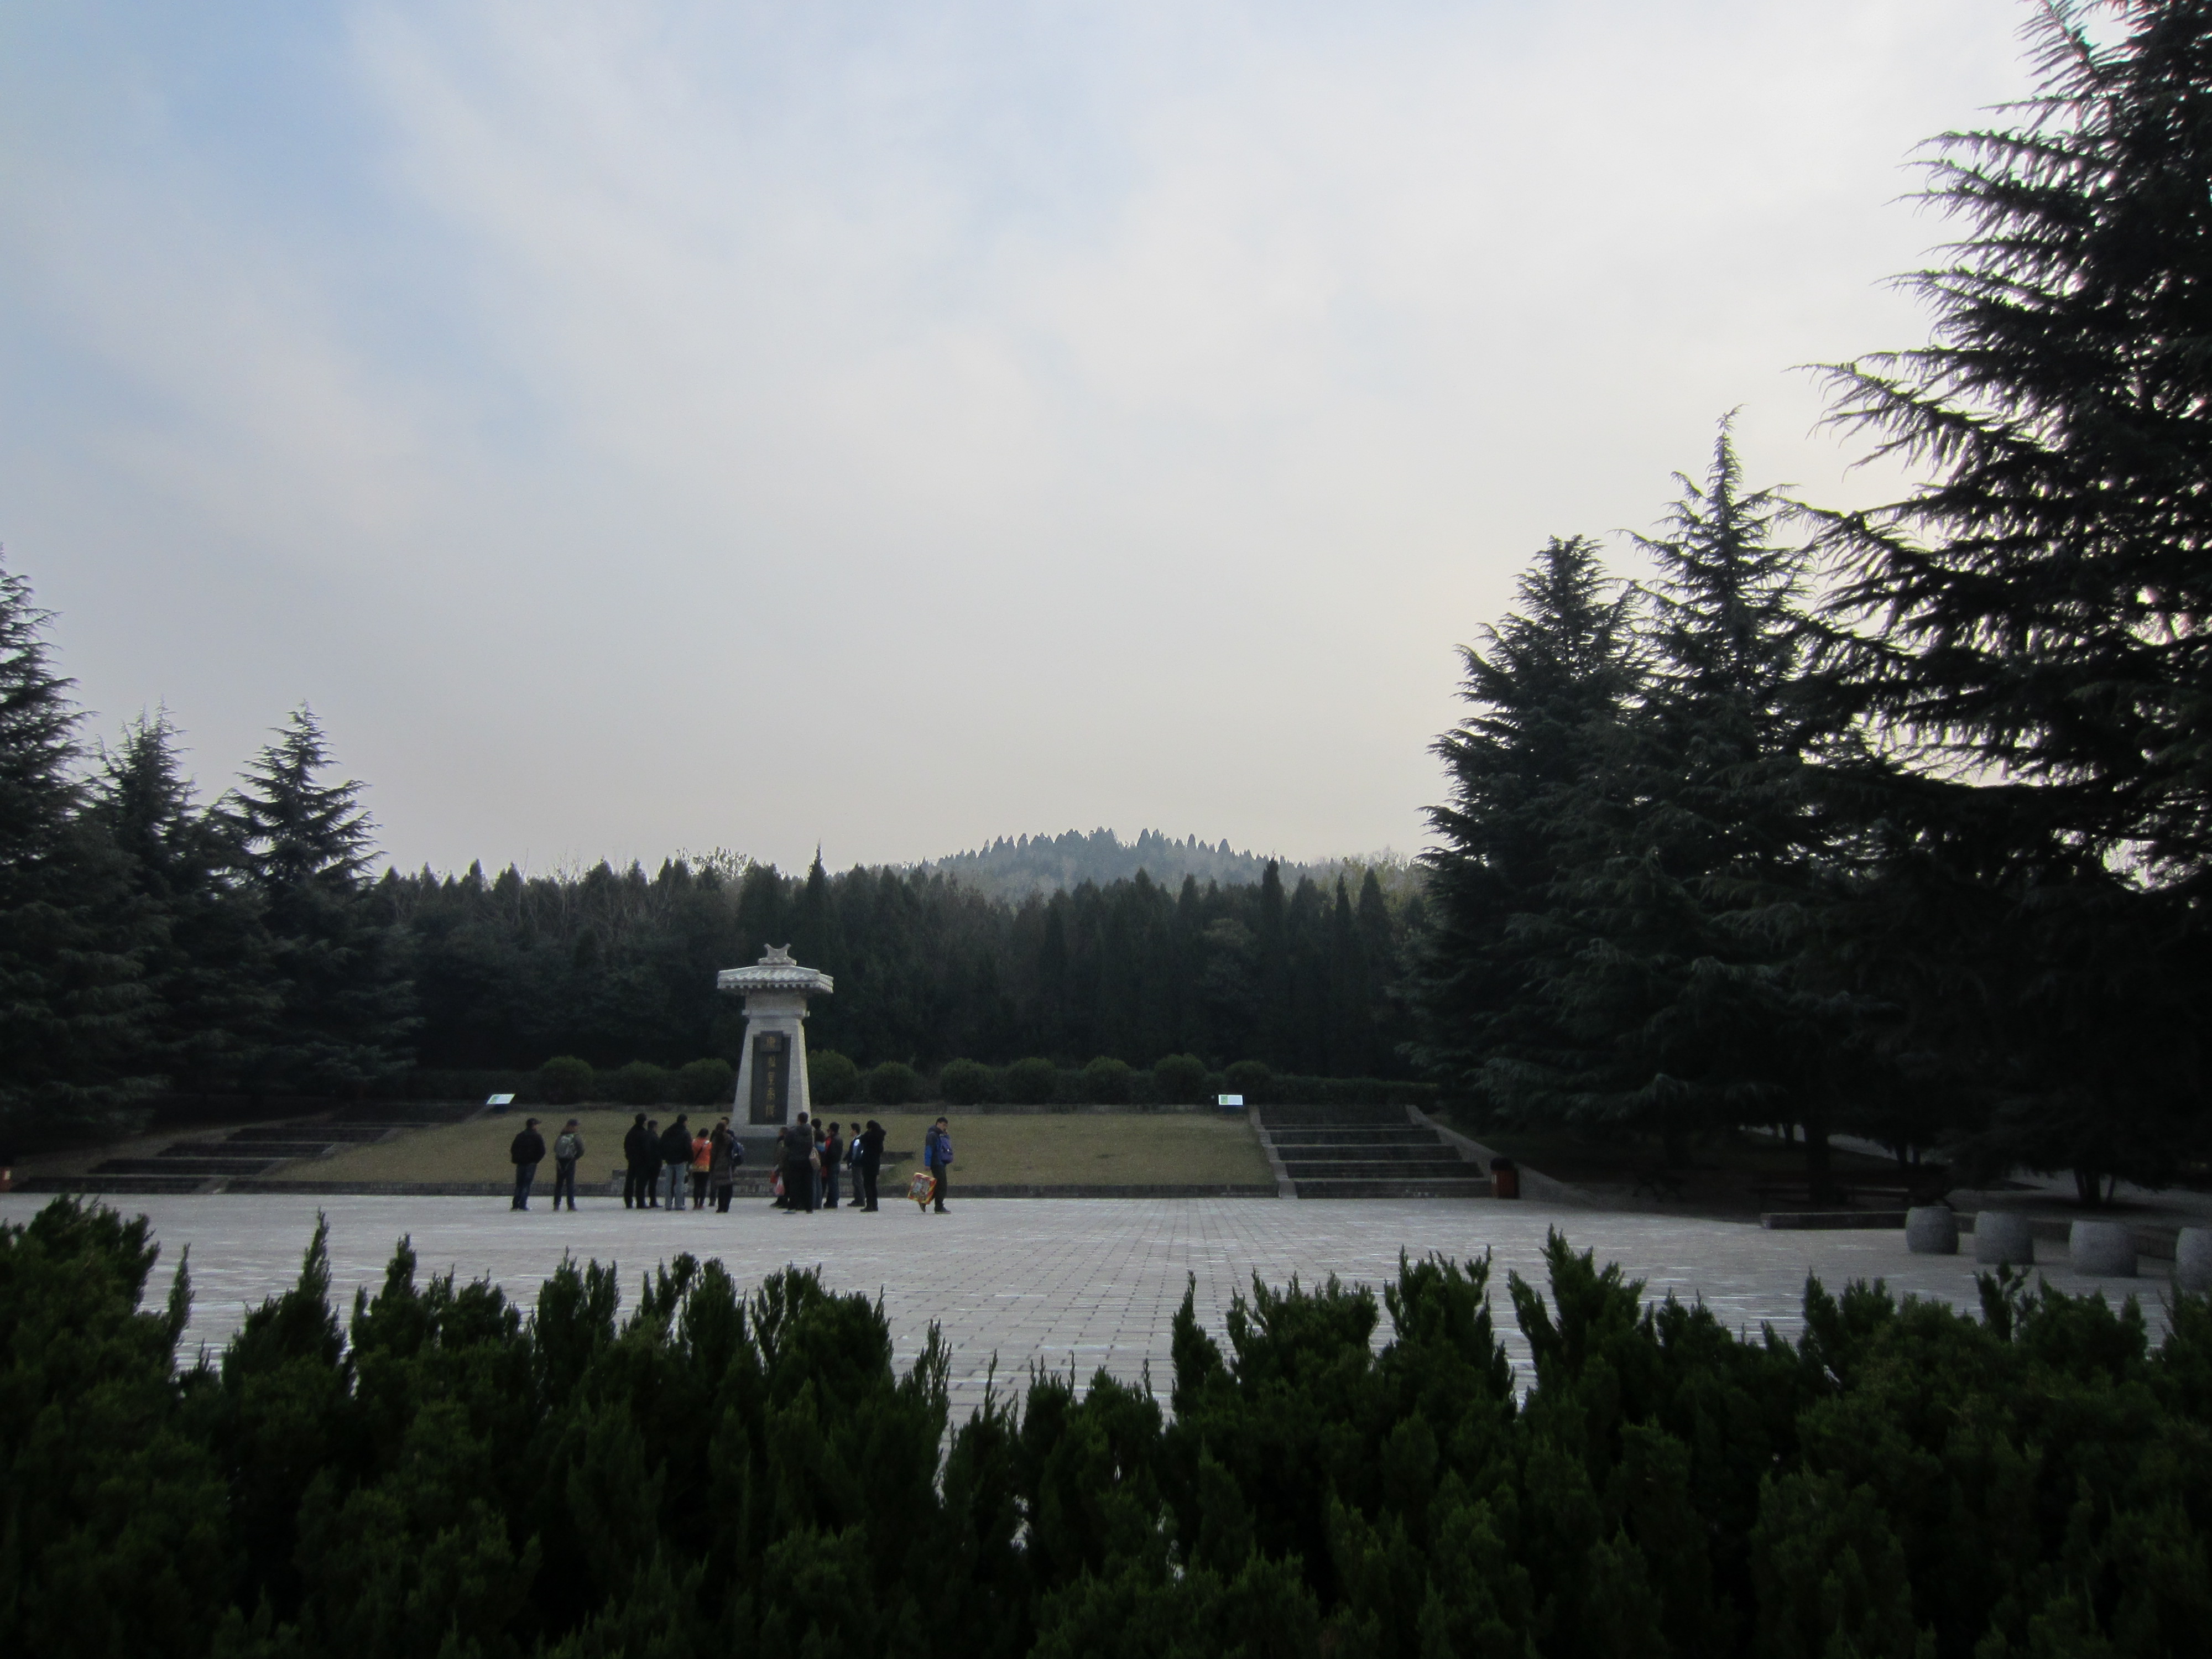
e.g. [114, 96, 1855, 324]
[1490, 1157, 1519, 1199]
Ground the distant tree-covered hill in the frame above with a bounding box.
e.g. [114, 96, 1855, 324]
[914, 827, 1414, 901]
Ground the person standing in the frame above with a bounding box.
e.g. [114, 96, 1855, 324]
[924, 1115, 953, 1214]
[641, 1118, 663, 1208]
[856, 1119, 885, 1212]
[821, 1121, 844, 1210]
[688, 1123, 712, 1212]
[509, 1117, 546, 1211]
[782, 1112, 817, 1214]
[551, 1118, 585, 1212]
[622, 1113, 653, 1210]
[659, 1114, 693, 1211]
[708, 1119, 739, 1213]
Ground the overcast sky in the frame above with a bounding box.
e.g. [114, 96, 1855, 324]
[1, 1, 2036, 876]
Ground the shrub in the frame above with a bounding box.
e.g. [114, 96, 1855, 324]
[1223, 1060, 1274, 1102]
[609, 1060, 674, 1105]
[675, 1057, 735, 1107]
[808, 1048, 860, 1106]
[936, 1058, 997, 1106]
[1079, 1056, 1134, 1104]
[1002, 1056, 1060, 1104]
[865, 1061, 922, 1106]
[1152, 1053, 1211, 1106]
[536, 1055, 594, 1105]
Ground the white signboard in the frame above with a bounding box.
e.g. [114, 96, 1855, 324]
[1217, 1093, 1244, 1108]
[486, 1093, 517, 1107]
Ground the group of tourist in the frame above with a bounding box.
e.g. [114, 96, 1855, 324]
[771, 1113, 896, 1213]
[507, 1108, 955, 1215]
[615, 1113, 745, 1212]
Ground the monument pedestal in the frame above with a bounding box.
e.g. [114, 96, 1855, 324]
[717, 945, 835, 1126]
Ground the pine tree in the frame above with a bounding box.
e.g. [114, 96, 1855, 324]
[1818, 0, 2212, 1188]
[0, 555, 154, 1141]
[1535, 429, 1840, 1168]
[90, 713, 278, 1094]
[1409, 535, 1641, 1113]
[222, 707, 413, 1092]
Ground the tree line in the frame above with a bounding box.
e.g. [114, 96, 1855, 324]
[8, 1197, 2206, 1657]
[1408, 2, 2212, 1201]
[0, 565, 1419, 1145]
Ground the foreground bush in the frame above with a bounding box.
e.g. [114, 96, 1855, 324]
[4, 1199, 2208, 1658]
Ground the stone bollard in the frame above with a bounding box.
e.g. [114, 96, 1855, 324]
[2177, 1228, 2212, 1296]
[1973, 1212, 2035, 1266]
[1905, 1206, 1959, 1255]
[2069, 1219, 2137, 1277]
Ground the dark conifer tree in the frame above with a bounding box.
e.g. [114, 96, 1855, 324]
[223, 707, 414, 1092]
[90, 713, 278, 1093]
[1817, 0, 2212, 1189]
[1255, 860, 1290, 1068]
[1409, 535, 1640, 1114]
[1538, 429, 1839, 1169]
[0, 557, 154, 1141]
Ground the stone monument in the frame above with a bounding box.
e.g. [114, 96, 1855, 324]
[717, 944, 835, 1125]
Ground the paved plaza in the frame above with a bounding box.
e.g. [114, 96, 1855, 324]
[3, 1192, 2180, 1419]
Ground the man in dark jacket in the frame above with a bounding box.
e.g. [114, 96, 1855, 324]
[782, 1112, 817, 1213]
[622, 1113, 654, 1209]
[509, 1117, 546, 1211]
[856, 1119, 886, 1212]
[658, 1114, 693, 1211]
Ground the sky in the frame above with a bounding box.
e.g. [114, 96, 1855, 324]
[0, 0, 2039, 877]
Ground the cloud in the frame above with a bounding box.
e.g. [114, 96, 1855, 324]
[1, 0, 2032, 872]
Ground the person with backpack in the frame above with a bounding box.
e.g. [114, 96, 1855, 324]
[659, 1114, 693, 1211]
[551, 1118, 585, 1212]
[924, 1115, 953, 1214]
[509, 1117, 546, 1211]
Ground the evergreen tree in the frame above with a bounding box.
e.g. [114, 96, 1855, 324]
[1409, 535, 1641, 1114]
[1535, 430, 1840, 1168]
[222, 707, 414, 1092]
[0, 556, 153, 1141]
[90, 713, 278, 1094]
[1818, 0, 2212, 1187]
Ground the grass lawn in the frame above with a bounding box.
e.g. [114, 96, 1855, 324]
[306, 1108, 1272, 1188]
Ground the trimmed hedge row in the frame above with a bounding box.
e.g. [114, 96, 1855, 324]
[808, 1053, 1441, 1111]
[6, 1198, 2206, 1657]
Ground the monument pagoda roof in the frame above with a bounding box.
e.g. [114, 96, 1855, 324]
[716, 943, 834, 996]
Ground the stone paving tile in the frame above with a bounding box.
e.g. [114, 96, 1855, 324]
[2, 1193, 2178, 1420]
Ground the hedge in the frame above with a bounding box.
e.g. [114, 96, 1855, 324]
[6, 1198, 2206, 1657]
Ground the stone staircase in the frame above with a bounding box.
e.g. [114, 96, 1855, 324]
[18, 1099, 488, 1194]
[1258, 1104, 1493, 1198]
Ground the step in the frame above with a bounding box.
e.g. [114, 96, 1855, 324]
[1267, 1128, 1440, 1147]
[1259, 1104, 1417, 1128]
[1279, 1157, 1473, 1180]
[1292, 1176, 1494, 1199]
[93, 1157, 282, 1177]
